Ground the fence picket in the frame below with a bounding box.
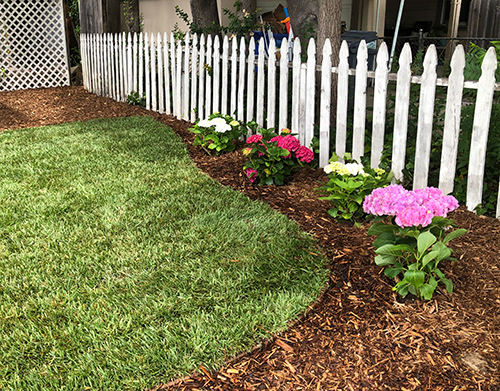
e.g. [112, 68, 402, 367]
[292, 38, 301, 133]
[190, 34, 198, 121]
[151, 34, 157, 112]
[221, 36, 229, 115]
[198, 34, 205, 120]
[304, 38, 316, 149]
[205, 35, 213, 118]
[413, 45, 438, 189]
[371, 42, 389, 168]
[144, 33, 150, 110]
[319, 39, 332, 168]
[352, 40, 368, 162]
[439, 45, 465, 195]
[164, 33, 171, 115]
[391, 43, 413, 183]
[120, 33, 126, 101]
[230, 38, 238, 117]
[267, 38, 277, 129]
[336, 41, 349, 162]
[238, 37, 246, 122]
[157, 33, 164, 114]
[467, 47, 497, 212]
[213, 35, 221, 114]
[127, 33, 133, 98]
[278, 38, 289, 131]
[175, 40, 183, 117]
[170, 33, 176, 115]
[183, 34, 190, 119]
[138, 33, 144, 98]
[133, 33, 138, 93]
[256, 38, 265, 127]
[246, 38, 255, 126]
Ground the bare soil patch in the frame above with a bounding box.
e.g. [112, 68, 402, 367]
[1, 86, 499, 390]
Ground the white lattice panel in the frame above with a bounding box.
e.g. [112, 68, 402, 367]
[0, 0, 70, 91]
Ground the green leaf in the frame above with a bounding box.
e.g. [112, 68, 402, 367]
[432, 241, 452, 262]
[373, 233, 397, 249]
[419, 283, 437, 300]
[332, 178, 349, 189]
[393, 281, 410, 297]
[375, 243, 413, 256]
[421, 250, 440, 268]
[443, 228, 467, 244]
[384, 265, 403, 278]
[417, 231, 437, 256]
[435, 269, 453, 293]
[368, 223, 397, 236]
[375, 254, 396, 266]
[208, 143, 217, 149]
[404, 269, 425, 287]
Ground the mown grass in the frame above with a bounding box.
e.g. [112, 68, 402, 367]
[0, 116, 327, 390]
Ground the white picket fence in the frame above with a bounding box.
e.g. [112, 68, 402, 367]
[80, 32, 500, 218]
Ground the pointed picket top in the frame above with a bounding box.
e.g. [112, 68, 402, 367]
[398, 43, 413, 71]
[319, 38, 332, 168]
[293, 37, 302, 61]
[223, 35, 229, 53]
[213, 34, 220, 55]
[371, 42, 389, 168]
[467, 46, 497, 212]
[199, 33, 205, 48]
[356, 39, 368, 67]
[307, 37, 316, 60]
[248, 35, 255, 56]
[439, 44, 465, 195]
[207, 34, 212, 48]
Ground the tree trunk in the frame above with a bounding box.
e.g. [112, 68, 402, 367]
[240, 0, 256, 14]
[286, 0, 318, 44]
[317, 0, 342, 64]
[190, 0, 221, 32]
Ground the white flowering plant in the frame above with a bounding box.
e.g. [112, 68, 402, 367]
[189, 112, 244, 155]
[316, 153, 393, 221]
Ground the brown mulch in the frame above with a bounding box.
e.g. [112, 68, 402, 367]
[1, 86, 499, 391]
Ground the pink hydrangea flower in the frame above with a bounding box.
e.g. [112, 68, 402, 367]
[271, 135, 301, 153]
[295, 146, 314, 163]
[245, 168, 258, 182]
[395, 206, 434, 228]
[363, 185, 460, 228]
[246, 134, 263, 143]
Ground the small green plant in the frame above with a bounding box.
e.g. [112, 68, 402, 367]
[189, 112, 244, 155]
[126, 91, 146, 107]
[243, 127, 314, 185]
[365, 185, 466, 300]
[464, 41, 500, 81]
[316, 153, 393, 221]
[1, 67, 7, 79]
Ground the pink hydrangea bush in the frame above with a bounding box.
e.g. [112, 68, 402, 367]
[242, 128, 315, 185]
[364, 185, 466, 300]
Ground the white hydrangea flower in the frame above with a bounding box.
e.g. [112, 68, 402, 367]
[210, 117, 227, 127]
[214, 123, 232, 133]
[345, 162, 365, 176]
[197, 119, 212, 128]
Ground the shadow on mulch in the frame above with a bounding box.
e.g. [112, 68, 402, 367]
[1, 86, 499, 391]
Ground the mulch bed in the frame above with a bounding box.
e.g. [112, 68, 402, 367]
[1, 86, 499, 390]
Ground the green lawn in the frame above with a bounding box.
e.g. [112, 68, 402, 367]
[0, 116, 327, 390]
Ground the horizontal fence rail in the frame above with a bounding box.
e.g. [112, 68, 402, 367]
[81, 32, 500, 218]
